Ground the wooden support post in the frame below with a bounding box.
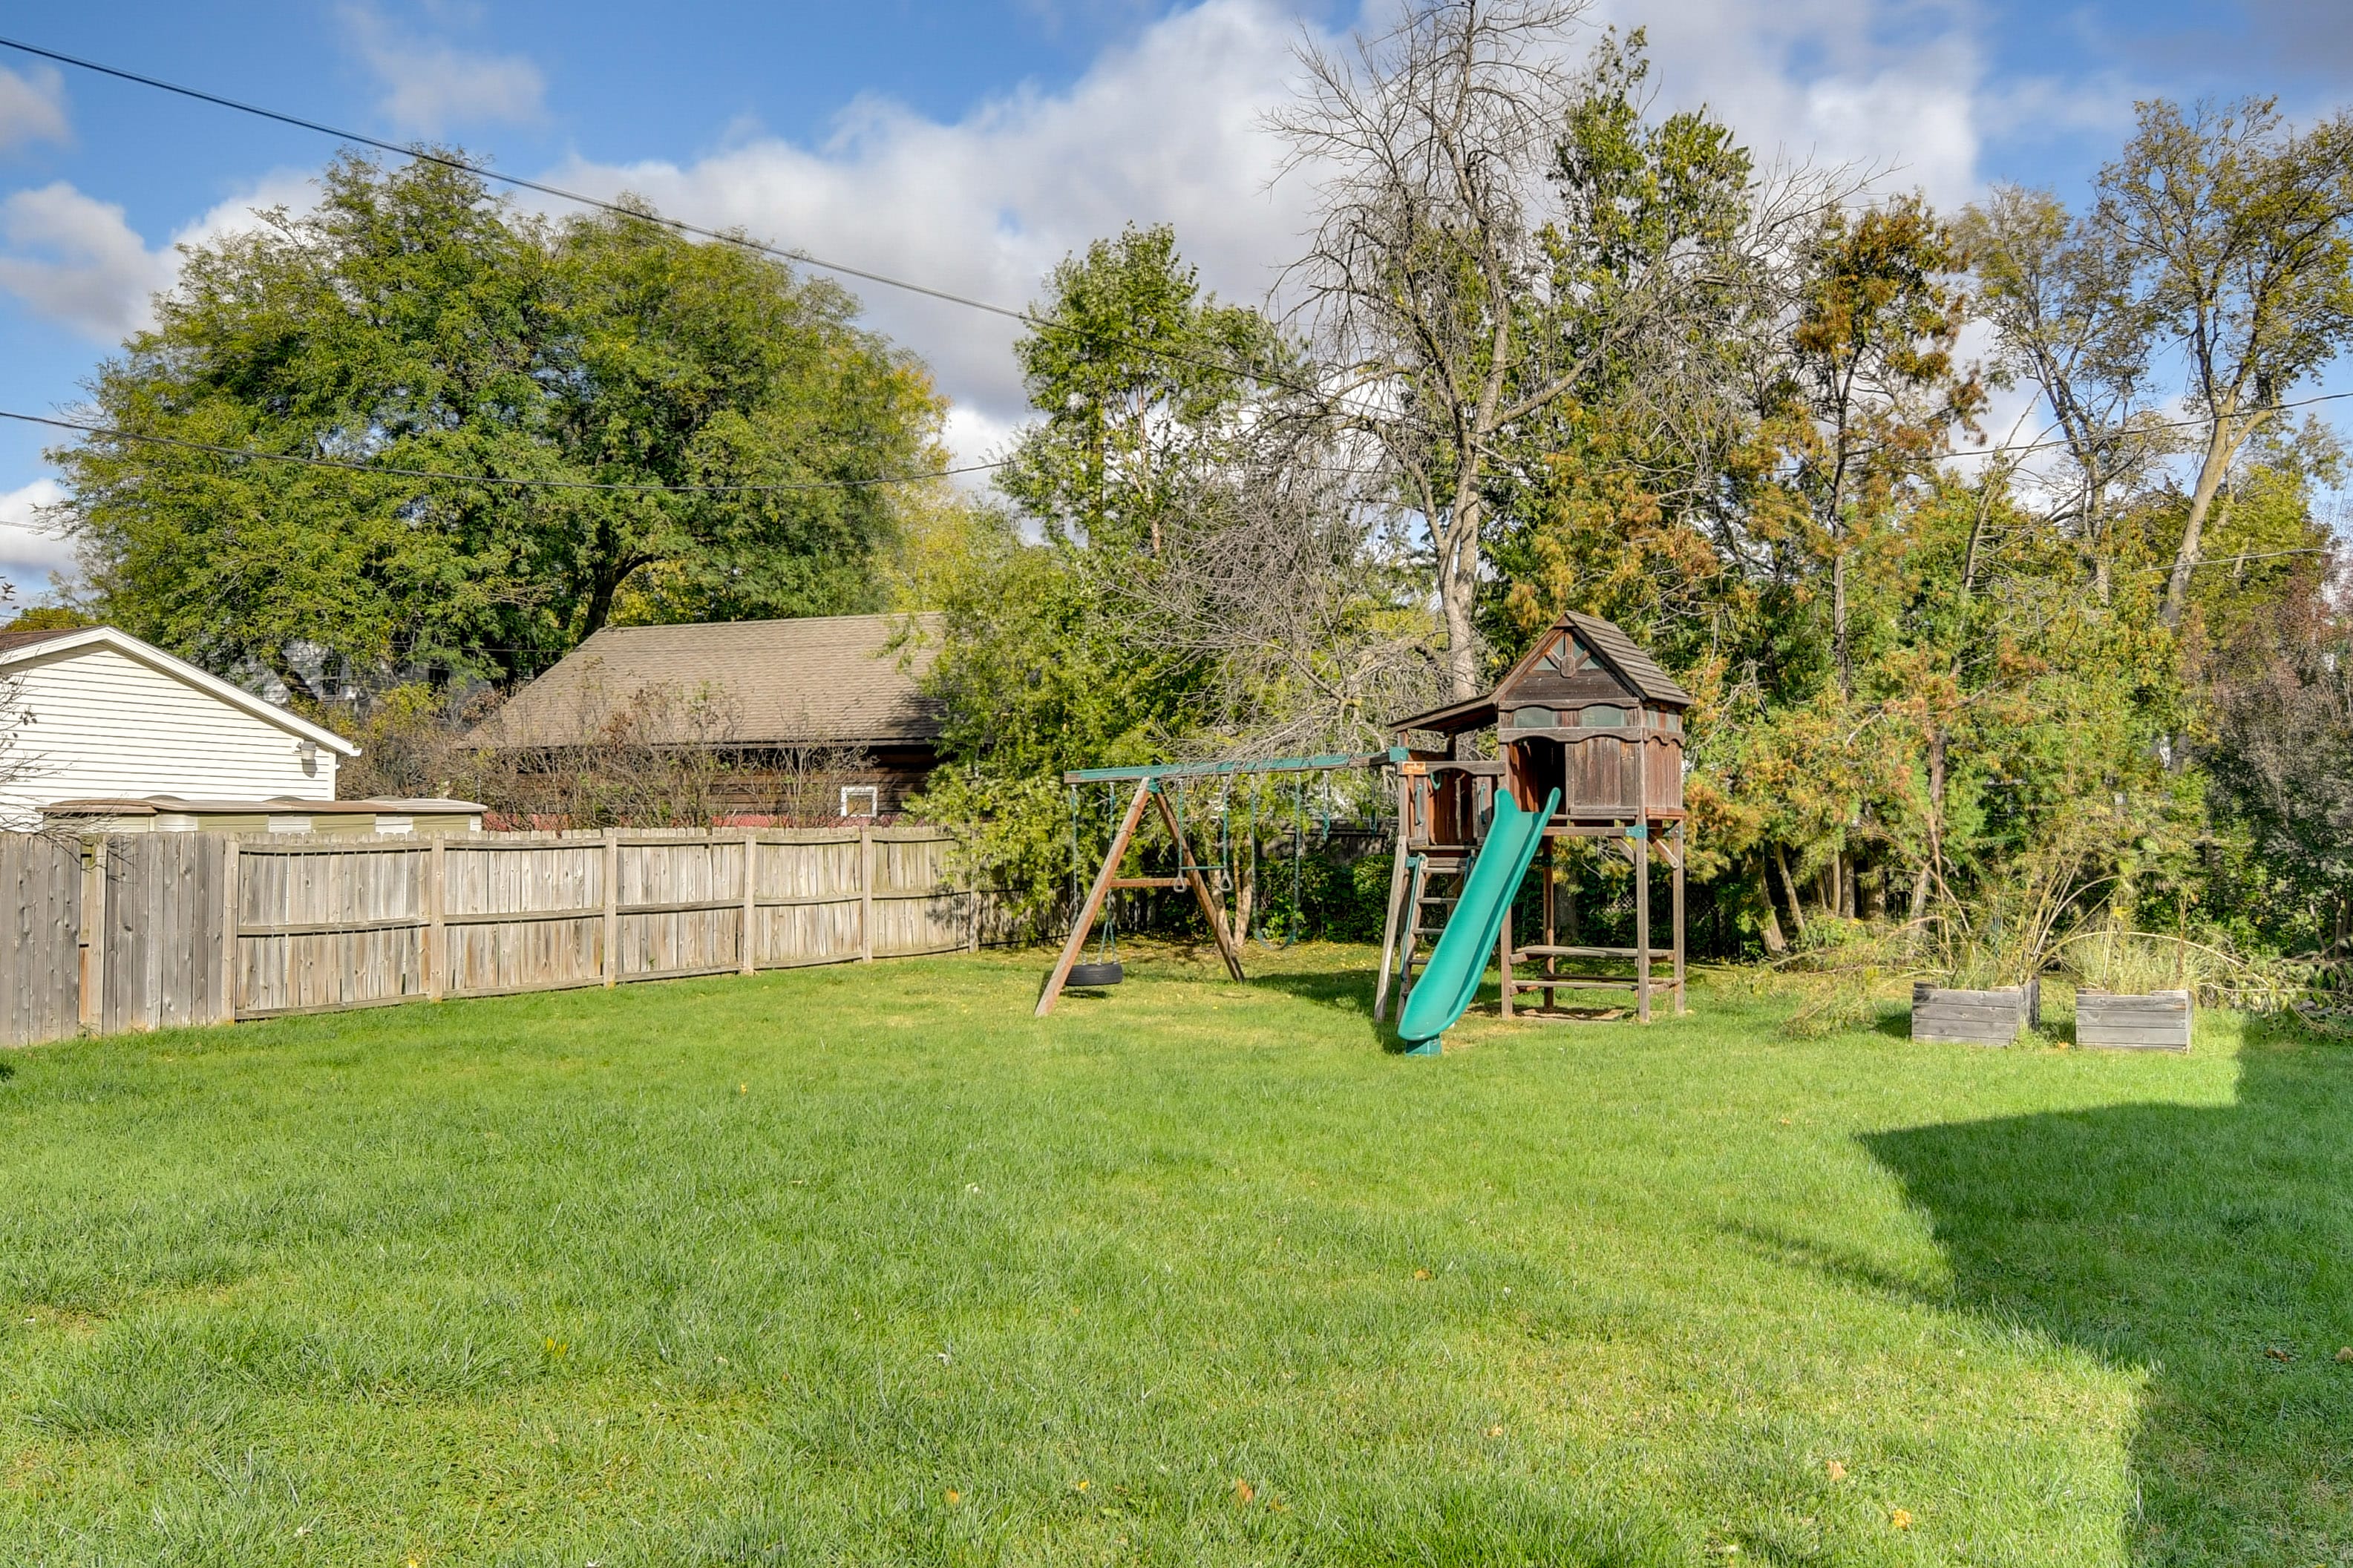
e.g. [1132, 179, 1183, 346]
[1671, 823, 1686, 1015]
[602, 827, 619, 987]
[1153, 787, 1244, 982]
[1635, 730, 1652, 1025]
[859, 827, 875, 962]
[426, 837, 446, 1003]
[1541, 840, 1557, 1012]
[218, 837, 240, 1024]
[741, 828, 759, 975]
[1632, 825, 1652, 1025]
[1372, 767, 1414, 1023]
[1036, 778, 1153, 1017]
[1498, 897, 1514, 1018]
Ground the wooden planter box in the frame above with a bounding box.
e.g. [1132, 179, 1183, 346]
[1912, 980, 2039, 1046]
[2075, 989, 2191, 1051]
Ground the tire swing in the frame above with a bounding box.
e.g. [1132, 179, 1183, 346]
[1065, 784, 1124, 988]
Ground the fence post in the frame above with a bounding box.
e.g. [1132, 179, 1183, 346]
[426, 837, 446, 1003]
[740, 828, 758, 976]
[603, 828, 619, 986]
[967, 843, 981, 953]
[79, 835, 106, 1034]
[860, 827, 874, 962]
[218, 837, 239, 1024]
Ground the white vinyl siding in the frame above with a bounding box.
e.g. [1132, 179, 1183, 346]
[0, 644, 336, 826]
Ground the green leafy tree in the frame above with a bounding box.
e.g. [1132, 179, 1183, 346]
[916, 228, 1291, 907]
[2094, 97, 2353, 628]
[1000, 224, 1289, 557]
[51, 152, 942, 700]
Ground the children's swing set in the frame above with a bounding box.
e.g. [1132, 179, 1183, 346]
[1034, 611, 1694, 1051]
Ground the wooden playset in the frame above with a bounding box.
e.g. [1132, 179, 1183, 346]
[1375, 611, 1691, 1024]
[1036, 611, 1692, 1041]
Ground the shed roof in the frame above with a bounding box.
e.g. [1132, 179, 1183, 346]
[475, 613, 945, 749]
[42, 796, 485, 816]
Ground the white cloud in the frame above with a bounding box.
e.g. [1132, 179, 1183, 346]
[0, 184, 168, 341]
[342, 4, 548, 134]
[540, 0, 2011, 470]
[0, 0, 2017, 479]
[0, 172, 315, 343]
[0, 477, 71, 601]
[1587, 0, 1985, 206]
[545, 0, 1318, 465]
[0, 63, 69, 154]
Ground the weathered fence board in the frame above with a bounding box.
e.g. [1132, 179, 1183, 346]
[1, 834, 79, 1048]
[2076, 989, 2191, 1051]
[238, 841, 429, 1016]
[100, 833, 231, 1033]
[1, 827, 1024, 1045]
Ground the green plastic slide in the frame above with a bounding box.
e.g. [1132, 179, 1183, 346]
[1395, 788, 1560, 1049]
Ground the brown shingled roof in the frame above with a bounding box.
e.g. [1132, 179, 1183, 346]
[474, 614, 945, 749]
[1560, 612, 1693, 706]
[1387, 611, 1691, 733]
[0, 626, 82, 655]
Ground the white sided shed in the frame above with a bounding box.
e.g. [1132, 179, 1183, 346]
[0, 626, 359, 829]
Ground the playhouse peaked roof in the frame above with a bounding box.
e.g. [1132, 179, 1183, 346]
[1554, 613, 1692, 706]
[1388, 611, 1691, 735]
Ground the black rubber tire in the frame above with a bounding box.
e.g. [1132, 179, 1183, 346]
[1066, 960, 1125, 988]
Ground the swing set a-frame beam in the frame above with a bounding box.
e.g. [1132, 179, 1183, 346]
[1061, 748, 1404, 786]
[1035, 778, 1248, 1017]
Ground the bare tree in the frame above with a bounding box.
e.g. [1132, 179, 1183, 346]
[0, 670, 32, 822]
[0, 588, 42, 825]
[1962, 184, 2168, 600]
[1269, 1, 1810, 699]
[1128, 430, 1445, 761]
[2094, 97, 2353, 628]
[751, 732, 879, 826]
[1272, 0, 1588, 698]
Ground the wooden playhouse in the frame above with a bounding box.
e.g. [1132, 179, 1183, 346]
[1378, 612, 1691, 1022]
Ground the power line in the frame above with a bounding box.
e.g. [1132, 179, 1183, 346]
[0, 34, 1355, 416]
[0, 409, 1001, 493]
[6, 32, 2348, 502]
[1944, 387, 2353, 466]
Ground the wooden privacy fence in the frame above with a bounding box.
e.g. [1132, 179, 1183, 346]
[1, 827, 1025, 1048]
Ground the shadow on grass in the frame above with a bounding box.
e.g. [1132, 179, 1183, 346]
[1861, 1022, 2353, 1562]
[1244, 968, 1378, 1016]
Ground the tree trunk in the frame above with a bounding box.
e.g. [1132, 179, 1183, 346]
[1436, 494, 1485, 700]
[1751, 856, 1788, 955]
[1908, 727, 1947, 925]
[1832, 548, 1851, 697]
[1906, 866, 1934, 925]
[1773, 844, 1808, 942]
[2161, 416, 2242, 629]
[584, 569, 622, 640]
[2086, 489, 2113, 607]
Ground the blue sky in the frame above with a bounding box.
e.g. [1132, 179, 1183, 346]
[0, 0, 2348, 597]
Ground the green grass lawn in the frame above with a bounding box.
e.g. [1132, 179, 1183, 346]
[1, 942, 2347, 1566]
